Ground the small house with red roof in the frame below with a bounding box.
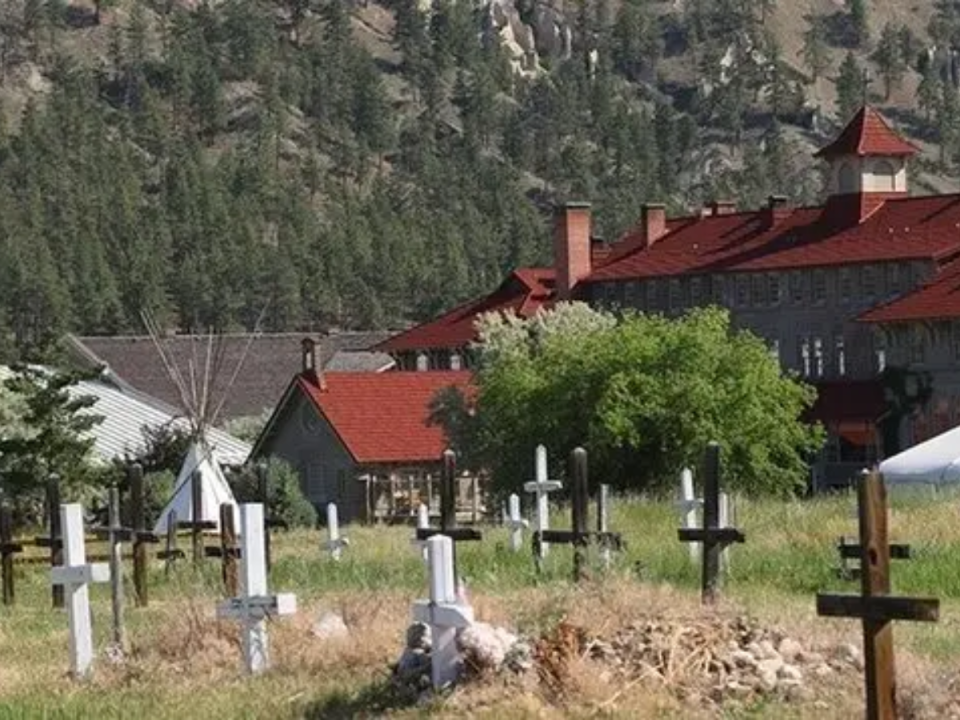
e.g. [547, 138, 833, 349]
[375, 105, 960, 490]
[248, 339, 473, 522]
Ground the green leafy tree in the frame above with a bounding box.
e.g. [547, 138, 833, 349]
[872, 22, 907, 99]
[836, 52, 864, 123]
[0, 366, 105, 514]
[432, 303, 824, 498]
[231, 457, 316, 528]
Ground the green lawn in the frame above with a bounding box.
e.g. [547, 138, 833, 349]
[1, 490, 957, 719]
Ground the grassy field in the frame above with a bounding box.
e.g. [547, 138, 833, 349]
[1, 489, 959, 719]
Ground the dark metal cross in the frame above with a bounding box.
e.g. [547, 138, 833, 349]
[817, 472, 939, 720]
[34, 475, 64, 608]
[0, 504, 22, 605]
[532, 447, 623, 583]
[677, 443, 745, 604]
[415, 450, 482, 582]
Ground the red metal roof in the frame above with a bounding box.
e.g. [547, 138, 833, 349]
[376, 268, 556, 353]
[859, 258, 960, 323]
[587, 194, 960, 281]
[803, 380, 888, 425]
[814, 106, 919, 159]
[297, 371, 472, 464]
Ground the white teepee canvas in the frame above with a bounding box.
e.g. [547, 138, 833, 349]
[153, 440, 239, 535]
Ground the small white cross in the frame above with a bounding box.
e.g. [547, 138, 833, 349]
[410, 503, 429, 562]
[50, 504, 110, 680]
[523, 445, 562, 557]
[598, 484, 612, 569]
[412, 535, 474, 690]
[677, 467, 703, 564]
[324, 503, 349, 561]
[505, 493, 528, 552]
[217, 504, 297, 674]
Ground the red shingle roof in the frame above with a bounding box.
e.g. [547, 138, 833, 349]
[803, 380, 888, 425]
[859, 258, 960, 323]
[586, 194, 960, 281]
[814, 106, 919, 159]
[376, 268, 556, 353]
[297, 371, 472, 464]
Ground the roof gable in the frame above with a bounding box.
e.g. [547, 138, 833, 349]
[296, 371, 472, 464]
[859, 258, 960, 323]
[814, 106, 919, 159]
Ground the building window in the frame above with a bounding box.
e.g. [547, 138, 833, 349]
[839, 268, 852, 305]
[798, 337, 811, 376]
[416, 353, 429, 371]
[711, 276, 725, 305]
[768, 273, 782, 306]
[835, 335, 846, 376]
[669, 279, 682, 310]
[911, 327, 927, 363]
[873, 160, 896, 191]
[887, 264, 901, 298]
[861, 265, 876, 301]
[812, 270, 827, 305]
[736, 275, 749, 307]
[646, 280, 659, 309]
[624, 281, 638, 307]
[954, 322, 960, 361]
[337, 469, 349, 501]
[790, 271, 804, 304]
[603, 282, 618, 306]
[450, 353, 462, 371]
[838, 161, 857, 193]
[769, 338, 780, 363]
[813, 337, 824, 377]
[690, 277, 702, 306]
[751, 274, 766, 306]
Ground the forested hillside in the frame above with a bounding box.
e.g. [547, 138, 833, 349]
[2, 0, 960, 362]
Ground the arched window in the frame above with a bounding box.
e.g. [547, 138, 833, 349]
[837, 162, 857, 193]
[872, 160, 896, 191]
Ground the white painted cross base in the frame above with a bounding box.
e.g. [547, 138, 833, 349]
[523, 445, 562, 557]
[50, 504, 110, 680]
[217, 504, 297, 674]
[410, 503, 430, 562]
[411, 535, 474, 690]
[324, 503, 349, 561]
[505, 493, 528, 552]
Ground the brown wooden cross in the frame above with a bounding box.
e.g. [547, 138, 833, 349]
[255, 462, 287, 572]
[176, 471, 217, 565]
[204, 504, 240, 596]
[0, 504, 22, 605]
[836, 535, 910, 582]
[817, 471, 939, 720]
[532, 447, 623, 582]
[34, 475, 64, 608]
[677, 442, 745, 604]
[415, 450, 482, 581]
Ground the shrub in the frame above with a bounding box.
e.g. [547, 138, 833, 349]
[230, 456, 316, 529]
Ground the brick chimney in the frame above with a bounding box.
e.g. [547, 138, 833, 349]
[766, 195, 790, 228]
[641, 203, 667, 248]
[301, 337, 325, 389]
[711, 200, 737, 216]
[554, 202, 592, 300]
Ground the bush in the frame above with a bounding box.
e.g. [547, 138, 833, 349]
[230, 456, 316, 529]
[142, 470, 175, 528]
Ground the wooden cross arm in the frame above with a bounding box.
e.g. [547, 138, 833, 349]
[837, 542, 911, 560]
[33, 536, 63, 549]
[157, 549, 186, 561]
[92, 527, 135, 542]
[204, 546, 242, 559]
[677, 527, 746, 544]
[134, 530, 160, 544]
[534, 530, 624, 550]
[816, 593, 940, 623]
[415, 528, 483, 542]
[0, 541, 23, 554]
[176, 520, 218, 531]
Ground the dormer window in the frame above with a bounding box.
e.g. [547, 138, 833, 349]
[768, 273, 782, 306]
[790, 272, 804, 304]
[812, 270, 827, 305]
[838, 162, 857, 193]
[872, 160, 896, 191]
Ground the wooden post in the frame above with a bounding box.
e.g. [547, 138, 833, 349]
[817, 472, 939, 720]
[0, 505, 21, 605]
[129, 464, 149, 607]
[107, 487, 125, 650]
[220, 504, 238, 597]
[471, 475, 480, 524]
[570, 448, 589, 583]
[48, 475, 64, 609]
[191, 470, 203, 566]
[163, 509, 179, 577]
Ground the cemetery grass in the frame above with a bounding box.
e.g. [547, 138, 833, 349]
[2, 491, 960, 719]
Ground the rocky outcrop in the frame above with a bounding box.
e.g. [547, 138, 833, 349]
[481, 1, 574, 79]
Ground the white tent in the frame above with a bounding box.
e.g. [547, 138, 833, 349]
[153, 440, 239, 535]
[879, 424, 960, 486]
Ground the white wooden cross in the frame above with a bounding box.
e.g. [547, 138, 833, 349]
[523, 445, 562, 557]
[217, 504, 297, 674]
[410, 503, 430, 562]
[412, 535, 474, 690]
[598, 484, 612, 569]
[324, 502, 349, 561]
[50, 503, 110, 680]
[505, 493, 528, 552]
[677, 468, 733, 571]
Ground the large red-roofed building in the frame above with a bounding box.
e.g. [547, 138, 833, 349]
[376, 106, 960, 490]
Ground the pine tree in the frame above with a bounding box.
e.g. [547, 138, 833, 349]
[802, 19, 829, 83]
[918, 61, 942, 124]
[848, 0, 869, 47]
[836, 52, 864, 123]
[872, 22, 906, 99]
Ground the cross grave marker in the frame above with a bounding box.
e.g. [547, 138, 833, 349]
[677, 442, 745, 604]
[127, 464, 159, 606]
[505, 493, 528, 552]
[217, 503, 297, 674]
[36, 475, 65, 608]
[523, 445, 562, 559]
[410, 503, 430, 561]
[50, 504, 110, 679]
[533, 448, 622, 582]
[325, 502, 349, 561]
[412, 534, 475, 690]
[415, 450, 482, 581]
[816, 471, 939, 720]
[177, 470, 217, 566]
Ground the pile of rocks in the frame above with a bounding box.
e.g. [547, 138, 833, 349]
[584, 615, 861, 705]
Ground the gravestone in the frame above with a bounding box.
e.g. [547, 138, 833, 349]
[50, 504, 110, 679]
[411, 534, 475, 690]
[523, 445, 562, 559]
[217, 504, 297, 674]
[325, 503, 349, 561]
[505, 493, 528, 552]
[817, 472, 939, 720]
